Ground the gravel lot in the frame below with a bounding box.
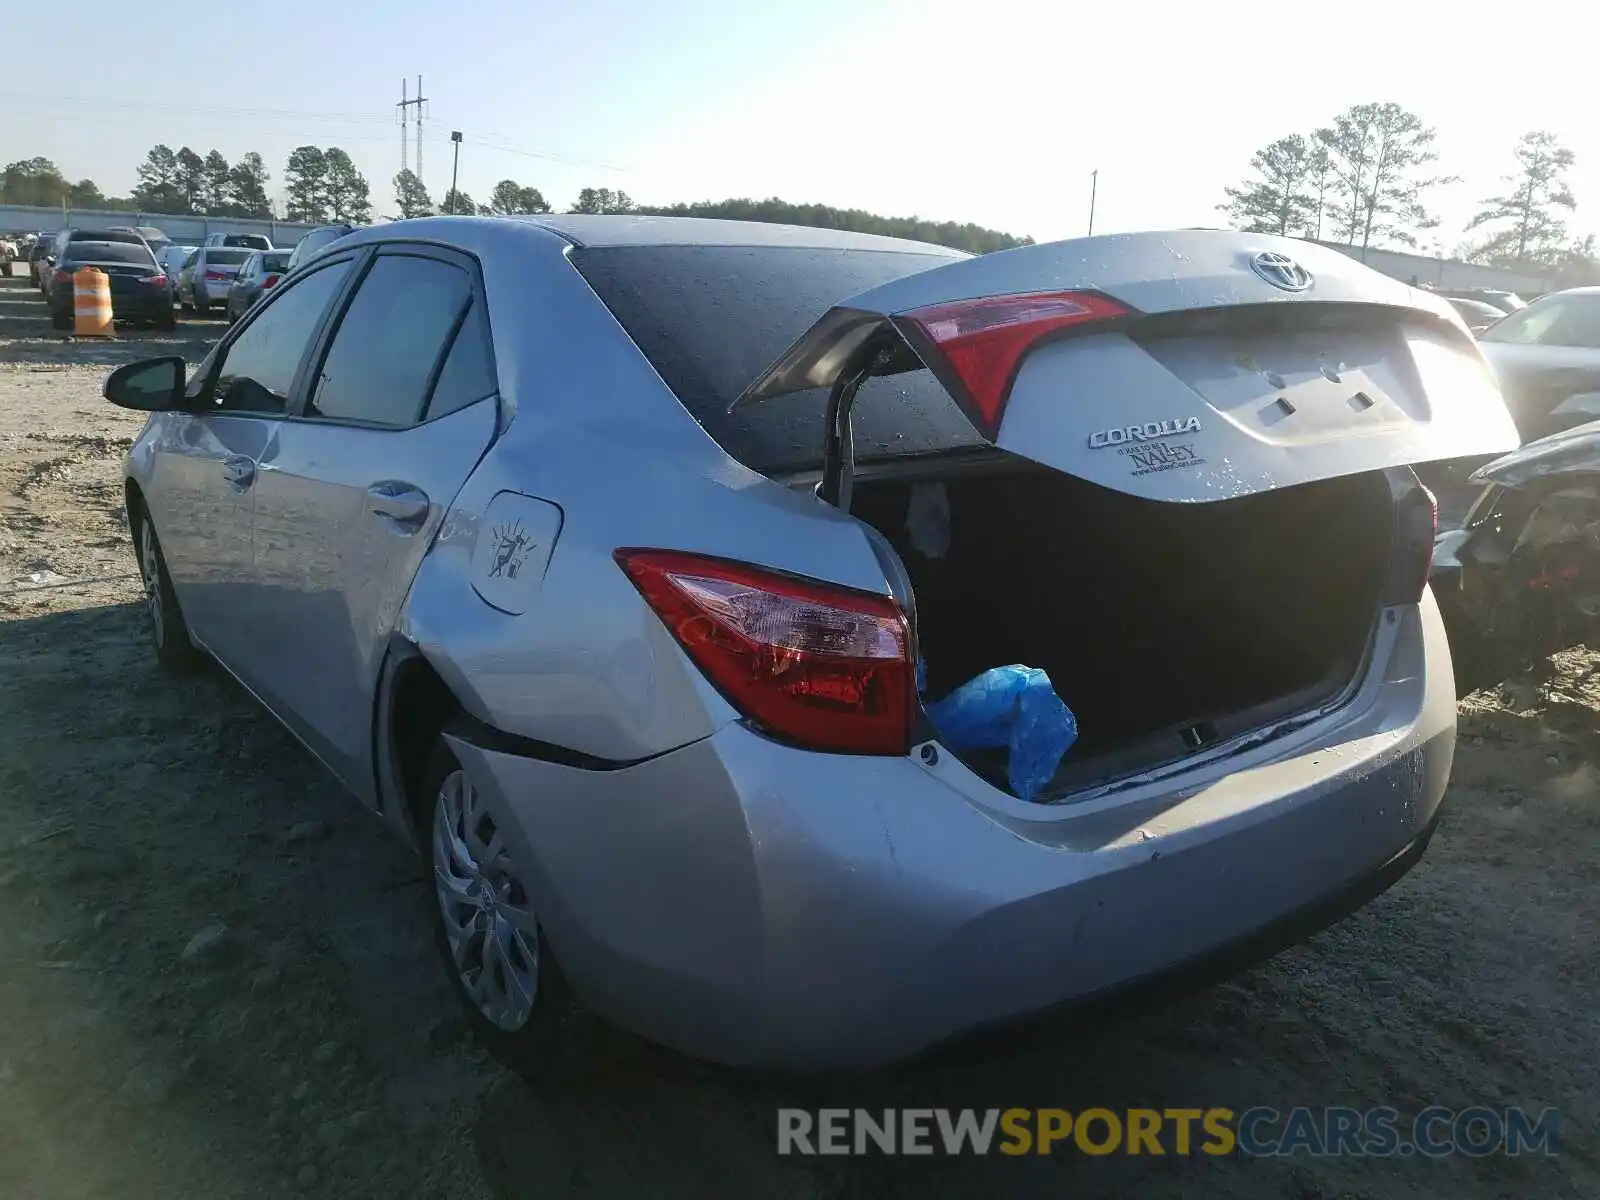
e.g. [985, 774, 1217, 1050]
[0, 269, 1596, 1199]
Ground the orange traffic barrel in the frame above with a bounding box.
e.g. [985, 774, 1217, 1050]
[73, 266, 114, 338]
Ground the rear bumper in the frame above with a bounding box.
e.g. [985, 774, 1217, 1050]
[53, 293, 170, 322]
[446, 595, 1458, 1070]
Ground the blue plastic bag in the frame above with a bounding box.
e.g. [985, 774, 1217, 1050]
[924, 665, 1078, 802]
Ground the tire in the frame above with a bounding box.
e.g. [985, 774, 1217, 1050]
[1, 262, 12, 277]
[420, 739, 613, 1081]
[133, 508, 200, 674]
[193, 293, 210, 317]
[179, 297, 193, 314]
[157, 311, 177, 333]
[51, 309, 71, 331]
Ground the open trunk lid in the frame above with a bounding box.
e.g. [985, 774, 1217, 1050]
[735, 231, 1520, 501]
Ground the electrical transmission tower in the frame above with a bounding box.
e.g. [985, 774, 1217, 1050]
[396, 75, 429, 187]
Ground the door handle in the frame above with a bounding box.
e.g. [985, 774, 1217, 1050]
[222, 455, 255, 488]
[366, 482, 430, 527]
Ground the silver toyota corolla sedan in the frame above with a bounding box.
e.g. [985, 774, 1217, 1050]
[105, 216, 1519, 1073]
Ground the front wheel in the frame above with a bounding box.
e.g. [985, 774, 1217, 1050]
[421, 741, 610, 1080]
[134, 509, 200, 673]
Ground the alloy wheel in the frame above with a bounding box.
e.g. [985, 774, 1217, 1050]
[138, 519, 165, 649]
[432, 769, 540, 1031]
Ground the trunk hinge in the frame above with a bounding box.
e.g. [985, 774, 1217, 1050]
[818, 335, 899, 513]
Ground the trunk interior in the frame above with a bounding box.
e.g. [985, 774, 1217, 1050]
[849, 461, 1396, 798]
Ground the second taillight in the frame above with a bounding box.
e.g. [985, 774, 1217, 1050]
[899, 290, 1130, 437]
[614, 549, 915, 755]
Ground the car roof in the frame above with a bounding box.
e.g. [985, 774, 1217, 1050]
[332, 214, 968, 258]
[522, 213, 967, 256]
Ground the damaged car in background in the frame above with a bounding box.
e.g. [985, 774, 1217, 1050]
[104, 218, 1517, 1074]
[1433, 421, 1600, 695]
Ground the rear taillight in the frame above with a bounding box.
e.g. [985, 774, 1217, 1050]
[614, 549, 915, 755]
[262, 274, 281, 288]
[205, 270, 228, 281]
[54, 268, 73, 283]
[142, 273, 167, 287]
[899, 290, 1131, 436]
[1384, 481, 1438, 605]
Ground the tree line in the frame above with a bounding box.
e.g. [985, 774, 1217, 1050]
[3, 148, 1032, 255]
[1220, 104, 1592, 274]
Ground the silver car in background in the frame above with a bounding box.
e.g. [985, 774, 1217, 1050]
[156, 245, 197, 305]
[176, 245, 253, 315]
[105, 217, 1518, 1073]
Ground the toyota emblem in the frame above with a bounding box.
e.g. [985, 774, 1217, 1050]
[1249, 251, 1314, 292]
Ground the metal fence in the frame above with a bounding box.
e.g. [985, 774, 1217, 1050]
[0, 203, 323, 247]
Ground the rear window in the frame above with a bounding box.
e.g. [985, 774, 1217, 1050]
[263, 252, 292, 272]
[206, 249, 252, 266]
[68, 229, 144, 245]
[570, 244, 982, 473]
[62, 243, 156, 266]
[226, 235, 271, 248]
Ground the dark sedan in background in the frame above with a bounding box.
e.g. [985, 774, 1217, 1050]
[48, 240, 175, 331]
[225, 248, 292, 322]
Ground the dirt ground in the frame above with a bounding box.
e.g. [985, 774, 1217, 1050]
[0, 269, 1596, 1199]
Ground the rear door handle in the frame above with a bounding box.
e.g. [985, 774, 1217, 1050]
[222, 455, 255, 488]
[366, 482, 430, 528]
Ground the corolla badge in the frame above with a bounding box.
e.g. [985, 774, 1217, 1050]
[1249, 251, 1314, 292]
[1089, 418, 1203, 449]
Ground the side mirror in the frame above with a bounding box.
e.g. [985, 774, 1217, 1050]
[105, 356, 186, 412]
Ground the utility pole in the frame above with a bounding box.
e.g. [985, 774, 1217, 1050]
[1088, 169, 1099, 237]
[416, 75, 426, 188]
[449, 132, 463, 213]
[395, 76, 429, 187]
[397, 78, 407, 176]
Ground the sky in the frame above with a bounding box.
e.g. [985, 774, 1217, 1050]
[5, 0, 1599, 252]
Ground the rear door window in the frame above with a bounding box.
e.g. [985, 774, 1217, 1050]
[424, 299, 497, 420]
[569, 244, 979, 473]
[306, 253, 471, 428]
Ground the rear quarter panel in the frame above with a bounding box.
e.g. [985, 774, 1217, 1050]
[391, 221, 898, 763]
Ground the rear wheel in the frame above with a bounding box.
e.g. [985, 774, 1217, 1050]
[421, 740, 608, 1080]
[179, 296, 193, 314]
[193, 294, 209, 317]
[51, 309, 71, 331]
[134, 509, 200, 673]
